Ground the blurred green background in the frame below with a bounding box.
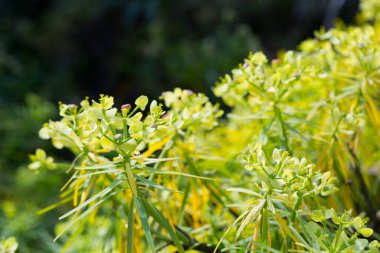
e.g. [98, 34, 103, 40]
[0, 0, 359, 252]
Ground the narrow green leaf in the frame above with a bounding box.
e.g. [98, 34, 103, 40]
[226, 187, 262, 198]
[135, 196, 156, 253]
[138, 167, 213, 180]
[271, 212, 299, 243]
[178, 182, 190, 225]
[135, 175, 182, 193]
[38, 196, 73, 215]
[127, 198, 134, 253]
[74, 162, 120, 170]
[118, 205, 127, 221]
[247, 240, 282, 253]
[236, 200, 265, 240]
[54, 191, 119, 241]
[289, 224, 310, 248]
[140, 197, 185, 253]
[214, 210, 250, 253]
[141, 157, 178, 165]
[59, 176, 122, 220]
[75, 169, 122, 178]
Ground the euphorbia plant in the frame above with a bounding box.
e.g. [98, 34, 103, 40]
[29, 0, 380, 252]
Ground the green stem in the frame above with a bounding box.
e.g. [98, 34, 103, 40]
[274, 105, 290, 152]
[290, 195, 302, 223]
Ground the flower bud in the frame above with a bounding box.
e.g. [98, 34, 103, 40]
[135, 96, 149, 111]
[121, 104, 131, 117]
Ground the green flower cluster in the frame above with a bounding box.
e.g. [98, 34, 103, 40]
[0, 237, 18, 253]
[360, 0, 380, 21]
[240, 145, 337, 199]
[306, 209, 378, 252]
[161, 88, 223, 133]
[29, 89, 224, 253]
[38, 94, 170, 156]
[28, 149, 56, 171]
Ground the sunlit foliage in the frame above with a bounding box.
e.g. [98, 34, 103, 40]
[27, 0, 380, 252]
